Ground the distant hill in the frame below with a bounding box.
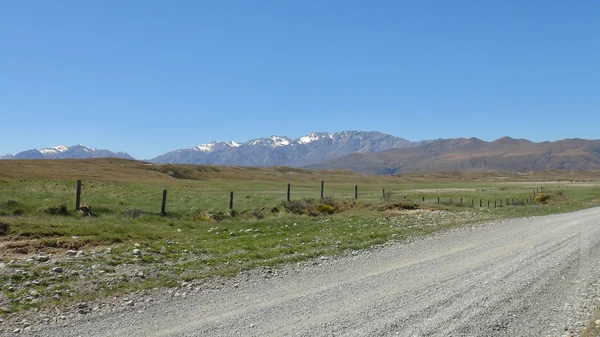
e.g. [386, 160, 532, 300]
[0, 145, 134, 160]
[150, 131, 429, 166]
[306, 137, 600, 174]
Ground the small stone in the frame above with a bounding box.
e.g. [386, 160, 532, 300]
[595, 319, 600, 325]
[0, 317, 4, 323]
[37, 255, 50, 262]
[52, 267, 63, 273]
[106, 248, 112, 254]
[77, 302, 88, 309]
[320, 256, 330, 260]
[30, 290, 39, 297]
[65, 250, 78, 257]
[126, 300, 134, 307]
[132, 249, 142, 256]
[134, 243, 141, 248]
[166, 240, 173, 245]
[1, 306, 12, 313]
[136, 271, 145, 278]
[250, 324, 255, 328]
[76, 250, 85, 257]
[8, 286, 15, 292]
[78, 309, 87, 315]
[177, 229, 182, 232]
[26, 259, 34, 263]
[13, 328, 21, 333]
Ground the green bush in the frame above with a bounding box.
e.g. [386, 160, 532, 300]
[316, 204, 335, 214]
[320, 197, 338, 209]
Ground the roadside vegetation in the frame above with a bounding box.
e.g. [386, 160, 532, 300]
[1, 159, 599, 317]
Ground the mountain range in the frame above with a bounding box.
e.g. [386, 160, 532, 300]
[149, 131, 428, 166]
[0, 145, 134, 160]
[2, 132, 600, 174]
[307, 137, 600, 174]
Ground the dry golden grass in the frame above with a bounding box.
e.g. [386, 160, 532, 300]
[2, 158, 600, 185]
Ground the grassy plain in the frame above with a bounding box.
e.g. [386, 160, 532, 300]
[0, 158, 599, 315]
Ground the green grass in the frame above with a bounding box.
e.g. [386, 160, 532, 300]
[1, 166, 600, 316]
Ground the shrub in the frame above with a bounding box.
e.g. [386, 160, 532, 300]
[282, 199, 317, 215]
[316, 204, 335, 215]
[192, 212, 217, 222]
[377, 201, 420, 211]
[320, 197, 338, 209]
[535, 193, 550, 203]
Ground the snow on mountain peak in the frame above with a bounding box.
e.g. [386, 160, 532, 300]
[39, 145, 69, 155]
[194, 140, 241, 152]
[269, 136, 290, 147]
[194, 141, 217, 152]
[297, 132, 333, 144]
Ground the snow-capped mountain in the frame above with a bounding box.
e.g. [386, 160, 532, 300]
[150, 131, 428, 166]
[1, 145, 134, 160]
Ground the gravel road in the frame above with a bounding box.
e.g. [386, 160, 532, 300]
[30, 208, 600, 336]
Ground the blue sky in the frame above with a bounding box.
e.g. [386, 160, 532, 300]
[1, 1, 599, 159]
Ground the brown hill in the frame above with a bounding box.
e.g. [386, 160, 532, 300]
[306, 137, 600, 174]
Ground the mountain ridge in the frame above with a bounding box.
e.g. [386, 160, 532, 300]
[148, 130, 429, 166]
[1, 145, 134, 160]
[307, 137, 600, 174]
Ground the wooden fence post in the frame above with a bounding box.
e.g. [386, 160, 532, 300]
[437, 197, 440, 204]
[355, 185, 358, 200]
[494, 200, 497, 208]
[480, 199, 482, 207]
[487, 200, 490, 208]
[460, 198, 463, 205]
[229, 191, 234, 209]
[287, 183, 291, 202]
[75, 180, 82, 210]
[422, 196, 425, 202]
[161, 189, 167, 215]
[320, 181, 324, 199]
